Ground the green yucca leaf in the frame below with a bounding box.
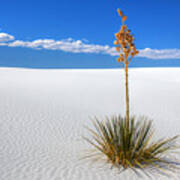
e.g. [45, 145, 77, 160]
[84, 115, 180, 174]
[83, 136, 104, 153]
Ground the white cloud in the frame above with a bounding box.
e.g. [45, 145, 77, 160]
[0, 31, 180, 59]
[8, 38, 180, 59]
[138, 48, 180, 59]
[109, 47, 180, 59]
[0, 33, 14, 42]
[8, 38, 115, 55]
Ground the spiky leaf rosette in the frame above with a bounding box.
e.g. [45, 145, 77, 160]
[84, 115, 179, 172]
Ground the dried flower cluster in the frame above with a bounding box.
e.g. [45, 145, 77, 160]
[114, 9, 139, 63]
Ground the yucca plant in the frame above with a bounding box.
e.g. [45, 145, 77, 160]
[84, 115, 179, 171]
[84, 7, 180, 175]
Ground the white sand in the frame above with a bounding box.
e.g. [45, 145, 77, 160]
[0, 67, 179, 180]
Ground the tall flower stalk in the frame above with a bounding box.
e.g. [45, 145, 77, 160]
[114, 8, 139, 133]
[84, 8, 180, 172]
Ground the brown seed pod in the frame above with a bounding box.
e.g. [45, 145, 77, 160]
[120, 57, 124, 62]
[127, 49, 131, 54]
[120, 29, 124, 34]
[116, 47, 121, 52]
[128, 37, 133, 43]
[124, 39, 129, 44]
[117, 57, 121, 62]
[115, 33, 120, 38]
[120, 33, 125, 38]
[114, 40, 119, 45]
[131, 52, 135, 56]
[125, 34, 130, 38]
[127, 39, 132, 44]
[127, 29, 131, 34]
[123, 47, 127, 52]
[121, 42, 126, 48]
[122, 25, 127, 30]
[119, 40, 123, 45]
[132, 47, 136, 52]
[122, 16, 127, 22]
[117, 8, 123, 16]
[126, 36, 131, 42]
[135, 50, 139, 55]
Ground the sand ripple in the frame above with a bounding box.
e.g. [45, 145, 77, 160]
[0, 68, 180, 180]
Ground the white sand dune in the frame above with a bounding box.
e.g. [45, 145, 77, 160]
[0, 67, 180, 180]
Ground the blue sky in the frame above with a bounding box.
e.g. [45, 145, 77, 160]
[0, 0, 180, 68]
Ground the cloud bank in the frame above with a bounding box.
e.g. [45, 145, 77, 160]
[0, 33, 14, 42]
[0, 32, 180, 59]
[138, 48, 180, 59]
